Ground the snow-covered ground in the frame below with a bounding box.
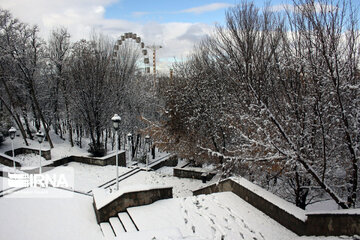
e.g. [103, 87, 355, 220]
[47, 162, 131, 192]
[0, 166, 358, 240]
[14, 153, 47, 168]
[128, 192, 356, 240]
[0, 186, 354, 240]
[111, 168, 216, 198]
[0, 188, 103, 240]
[0, 131, 95, 163]
[129, 192, 291, 240]
[0, 176, 10, 191]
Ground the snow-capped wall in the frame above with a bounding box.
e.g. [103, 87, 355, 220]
[93, 185, 173, 223]
[193, 178, 360, 236]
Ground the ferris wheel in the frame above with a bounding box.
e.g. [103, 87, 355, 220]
[112, 32, 151, 74]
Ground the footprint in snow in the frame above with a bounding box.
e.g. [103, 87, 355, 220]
[184, 218, 188, 224]
[259, 232, 265, 240]
[191, 226, 196, 233]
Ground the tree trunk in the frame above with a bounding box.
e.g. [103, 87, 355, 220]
[0, 96, 29, 146]
[22, 108, 33, 140]
[30, 87, 54, 148]
[105, 128, 108, 152]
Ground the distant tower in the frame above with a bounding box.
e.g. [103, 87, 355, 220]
[146, 44, 162, 88]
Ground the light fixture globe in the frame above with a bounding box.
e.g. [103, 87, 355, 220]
[111, 114, 121, 131]
[145, 135, 150, 144]
[127, 133, 133, 142]
[36, 131, 45, 144]
[8, 127, 16, 140]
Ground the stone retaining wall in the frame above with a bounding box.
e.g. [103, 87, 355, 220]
[150, 155, 178, 170]
[1, 147, 125, 169]
[193, 179, 360, 236]
[306, 213, 360, 236]
[42, 151, 126, 169]
[70, 152, 126, 166]
[0, 153, 21, 168]
[5, 147, 51, 160]
[0, 151, 126, 175]
[173, 167, 216, 182]
[93, 187, 173, 223]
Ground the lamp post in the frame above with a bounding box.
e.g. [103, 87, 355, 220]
[8, 127, 16, 172]
[127, 133, 133, 164]
[111, 114, 121, 191]
[145, 135, 150, 171]
[36, 131, 45, 174]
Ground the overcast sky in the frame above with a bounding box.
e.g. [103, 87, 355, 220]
[0, 0, 286, 72]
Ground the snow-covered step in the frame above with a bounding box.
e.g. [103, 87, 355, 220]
[100, 222, 115, 239]
[0, 187, 26, 197]
[109, 217, 125, 236]
[118, 212, 138, 232]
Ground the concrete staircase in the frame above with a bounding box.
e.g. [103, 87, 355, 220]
[100, 211, 138, 238]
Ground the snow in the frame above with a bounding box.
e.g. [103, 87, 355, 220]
[0, 184, 356, 240]
[230, 176, 308, 221]
[175, 166, 209, 173]
[0, 187, 104, 240]
[0, 176, 10, 191]
[118, 212, 137, 232]
[109, 217, 126, 234]
[100, 222, 115, 238]
[307, 208, 360, 215]
[127, 192, 358, 240]
[128, 192, 298, 240]
[47, 162, 130, 192]
[114, 227, 185, 240]
[306, 199, 339, 212]
[112, 169, 212, 198]
[14, 153, 48, 168]
[0, 132, 94, 163]
[155, 166, 174, 175]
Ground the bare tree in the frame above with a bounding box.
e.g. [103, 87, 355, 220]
[155, 0, 359, 209]
[46, 27, 73, 145]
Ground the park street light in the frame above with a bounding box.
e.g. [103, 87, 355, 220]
[145, 135, 150, 171]
[127, 133, 133, 164]
[36, 131, 45, 174]
[8, 127, 16, 172]
[111, 114, 121, 191]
